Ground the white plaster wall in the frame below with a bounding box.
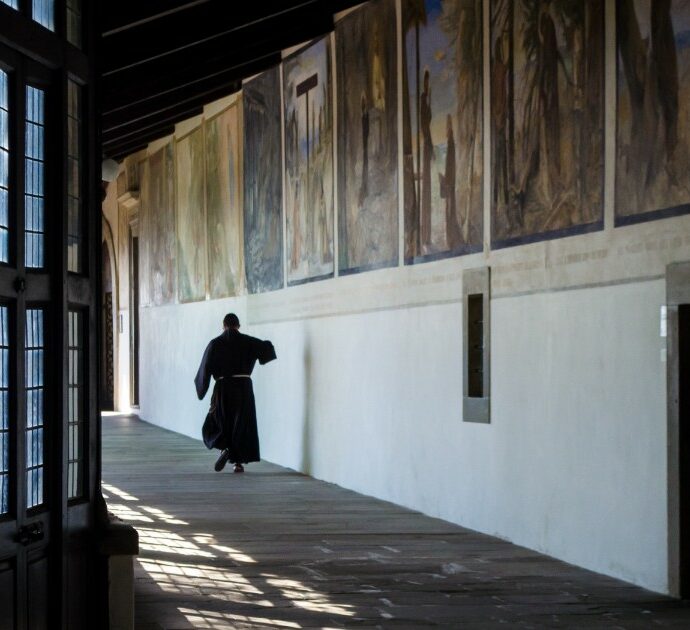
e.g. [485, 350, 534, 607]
[251, 279, 667, 593]
[137, 263, 670, 593]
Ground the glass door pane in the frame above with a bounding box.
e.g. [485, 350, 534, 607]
[0, 69, 9, 264]
[25, 86, 45, 269]
[32, 0, 54, 31]
[67, 310, 83, 499]
[66, 0, 81, 48]
[67, 80, 81, 273]
[25, 307, 44, 509]
[0, 306, 9, 514]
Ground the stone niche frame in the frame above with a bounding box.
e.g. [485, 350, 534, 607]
[666, 261, 690, 598]
[463, 266, 491, 423]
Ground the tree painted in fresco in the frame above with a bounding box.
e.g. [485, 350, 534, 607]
[616, 0, 690, 222]
[402, 0, 427, 258]
[491, 0, 603, 246]
[402, 0, 483, 263]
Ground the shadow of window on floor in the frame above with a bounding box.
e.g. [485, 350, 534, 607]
[103, 482, 358, 629]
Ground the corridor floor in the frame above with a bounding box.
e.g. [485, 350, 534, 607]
[102, 415, 690, 629]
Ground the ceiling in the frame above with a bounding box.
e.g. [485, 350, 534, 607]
[100, 0, 365, 161]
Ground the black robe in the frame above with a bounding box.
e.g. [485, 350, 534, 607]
[194, 329, 276, 463]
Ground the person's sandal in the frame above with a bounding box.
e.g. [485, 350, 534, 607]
[214, 449, 230, 472]
[233, 463, 244, 473]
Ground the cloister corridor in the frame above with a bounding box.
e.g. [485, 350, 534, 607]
[102, 414, 690, 629]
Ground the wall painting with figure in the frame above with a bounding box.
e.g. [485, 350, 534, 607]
[176, 127, 207, 302]
[403, 0, 483, 264]
[490, 0, 604, 248]
[243, 67, 284, 293]
[336, 0, 398, 275]
[138, 158, 151, 308]
[284, 37, 334, 285]
[616, 0, 690, 225]
[148, 143, 176, 305]
[206, 103, 245, 298]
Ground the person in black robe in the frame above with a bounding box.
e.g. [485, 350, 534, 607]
[194, 313, 277, 473]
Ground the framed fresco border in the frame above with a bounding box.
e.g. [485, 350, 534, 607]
[204, 101, 245, 299]
[147, 142, 177, 306]
[243, 66, 284, 294]
[614, 0, 690, 229]
[489, 1, 606, 251]
[405, 243, 483, 266]
[174, 125, 208, 304]
[338, 258, 398, 277]
[615, 203, 690, 228]
[282, 34, 329, 65]
[287, 271, 335, 287]
[283, 34, 336, 287]
[399, 0, 490, 265]
[335, 0, 399, 279]
[491, 220, 604, 251]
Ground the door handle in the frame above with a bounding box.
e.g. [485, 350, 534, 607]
[13, 276, 26, 293]
[15, 522, 44, 546]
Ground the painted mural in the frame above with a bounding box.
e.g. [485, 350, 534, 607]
[403, 0, 483, 263]
[137, 159, 150, 307]
[176, 128, 207, 302]
[284, 37, 334, 285]
[336, 0, 398, 274]
[205, 103, 244, 298]
[490, 0, 604, 247]
[243, 67, 284, 293]
[148, 144, 176, 305]
[616, 0, 690, 224]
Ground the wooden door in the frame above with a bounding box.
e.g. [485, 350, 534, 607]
[129, 224, 139, 407]
[679, 304, 689, 598]
[667, 262, 690, 599]
[0, 0, 100, 626]
[0, 47, 57, 630]
[101, 242, 114, 411]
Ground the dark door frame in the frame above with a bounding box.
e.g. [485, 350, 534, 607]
[101, 240, 114, 411]
[667, 261, 690, 599]
[0, 1, 101, 627]
[128, 219, 139, 408]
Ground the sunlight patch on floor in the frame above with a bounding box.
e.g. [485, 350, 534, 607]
[108, 502, 154, 523]
[138, 527, 216, 558]
[178, 608, 302, 629]
[104, 480, 356, 626]
[264, 577, 355, 617]
[102, 482, 139, 502]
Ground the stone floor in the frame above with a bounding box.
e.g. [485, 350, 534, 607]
[102, 414, 690, 629]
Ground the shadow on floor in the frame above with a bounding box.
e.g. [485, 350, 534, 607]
[102, 414, 690, 629]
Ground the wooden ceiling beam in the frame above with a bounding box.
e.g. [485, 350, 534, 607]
[100, 16, 321, 100]
[101, 50, 279, 115]
[101, 0, 320, 75]
[98, 0, 366, 159]
[103, 133, 169, 162]
[101, 0, 212, 36]
[102, 114, 185, 147]
[102, 77, 241, 134]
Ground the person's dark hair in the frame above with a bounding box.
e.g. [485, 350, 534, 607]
[223, 313, 240, 329]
